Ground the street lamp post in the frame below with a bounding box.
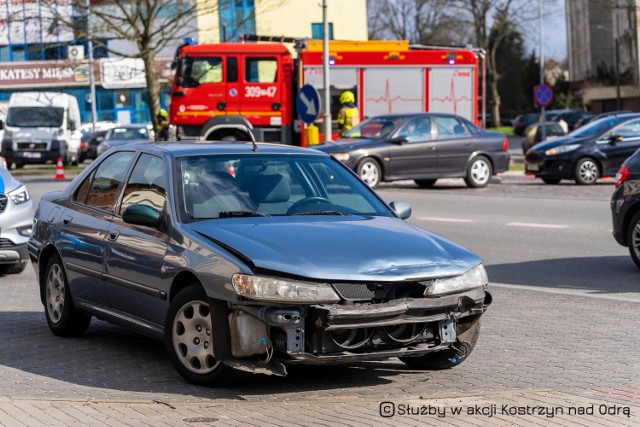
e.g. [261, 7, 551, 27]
[597, 25, 622, 111]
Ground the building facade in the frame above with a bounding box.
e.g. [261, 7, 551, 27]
[566, 0, 640, 112]
[0, 0, 368, 125]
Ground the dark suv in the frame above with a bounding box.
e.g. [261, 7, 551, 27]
[611, 148, 640, 269]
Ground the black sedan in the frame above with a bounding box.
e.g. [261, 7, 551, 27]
[28, 142, 491, 386]
[525, 113, 640, 184]
[315, 113, 510, 188]
[79, 130, 108, 162]
[611, 148, 640, 269]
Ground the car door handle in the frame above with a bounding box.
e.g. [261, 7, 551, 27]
[106, 232, 120, 242]
[62, 216, 72, 226]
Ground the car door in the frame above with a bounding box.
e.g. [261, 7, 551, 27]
[383, 116, 438, 178]
[104, 153, 171, 326]
[598, 118, 640, 176]
[432, 115, 475, 175]
[59, 151, 135, 307]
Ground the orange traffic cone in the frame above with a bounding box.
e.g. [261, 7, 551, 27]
[55, 157, 65, 180]
[227, 162, 236, 177]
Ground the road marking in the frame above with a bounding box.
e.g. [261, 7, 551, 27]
[492, 282, 640, 303]
[506, 222, 568, 229]
[419, 217, 475, 223]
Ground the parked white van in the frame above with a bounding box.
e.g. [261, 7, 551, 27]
[0, 92, 82, 168]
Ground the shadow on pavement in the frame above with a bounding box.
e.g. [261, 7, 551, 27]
[486, 256, 640, 294]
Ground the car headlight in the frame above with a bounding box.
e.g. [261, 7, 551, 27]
[333, 153, 350, 162]
[8, 185, 30, 205]
[545, 144, 580, 156]
[424, 264, 488, 296]
[232, 274, 340, 303]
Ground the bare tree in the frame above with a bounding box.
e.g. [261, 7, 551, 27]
[367, 0, 468, 45]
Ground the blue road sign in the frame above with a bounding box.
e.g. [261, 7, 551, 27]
[534, 83, 553, 108]
[297, 84, 322, 124]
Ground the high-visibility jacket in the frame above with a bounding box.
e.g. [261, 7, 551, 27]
[337, 104, 360, 135]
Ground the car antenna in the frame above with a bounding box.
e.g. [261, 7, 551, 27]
[249, 130, 258, 151]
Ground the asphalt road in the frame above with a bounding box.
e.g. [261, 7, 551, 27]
[1, 172, 638, 426]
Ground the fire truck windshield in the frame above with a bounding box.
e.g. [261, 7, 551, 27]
[180, 57, 223, 87]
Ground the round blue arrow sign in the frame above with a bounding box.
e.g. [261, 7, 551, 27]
[297, 84, 322, 124]
[534, 83, 553, 108]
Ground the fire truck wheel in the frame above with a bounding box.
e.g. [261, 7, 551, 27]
[357, 158, 381, 188]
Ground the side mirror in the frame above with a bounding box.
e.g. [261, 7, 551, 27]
[122, 204, 162, 229]
[389, 201, 412, 220]
[389, 135, 409, 144]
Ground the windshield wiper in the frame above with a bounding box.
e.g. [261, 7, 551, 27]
[291, 211, 350, 216]
[219, 211, 268, 218]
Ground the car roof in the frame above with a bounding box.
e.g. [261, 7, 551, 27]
[131, 141, 330, 157]
[366, 112, 467, 120]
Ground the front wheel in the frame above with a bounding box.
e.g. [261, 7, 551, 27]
[400, 316, 481, 370]
[357, 158, 382, 188]
[574, 158, 600, 185]
[165, 285, 240, 386]
[464, 156, 492, 188]
[44, 254, 91, 336]
[626, 211, 640, 270]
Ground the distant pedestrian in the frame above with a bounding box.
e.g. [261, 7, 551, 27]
[337, 90, 360, 136]
[156, 109, 170, 141]
[556, 115, 569, 133]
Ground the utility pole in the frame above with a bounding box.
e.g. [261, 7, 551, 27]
[539, 0, 546, 141]
[322, 0, 331, 142]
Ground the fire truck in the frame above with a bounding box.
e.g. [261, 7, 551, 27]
[169, 37, 483, 146]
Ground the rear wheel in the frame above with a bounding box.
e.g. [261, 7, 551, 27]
[464, 156, 492, 188]
[357, 158, 382, 188]
[627, 211, 640, 270]
[414, 179, 437, 188]
[400, 316, 481, 370]
[44, 254, 91, 337]
[165, 285, 241, 386]
[574, 158, 599, 185]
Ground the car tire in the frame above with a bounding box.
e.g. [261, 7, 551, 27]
[357, 158, 382, 188]
[626, 211, 640, 270]
[574, 158, 600, 185]
[0, 260, 27, 275]
[464, 156, 492, 188]
[44, 254, 91, 337]
[542, 178, 561, 185]
[165, 285, 241, 386]
[414, 179, 437, 188]
[400, 316, 481, 370]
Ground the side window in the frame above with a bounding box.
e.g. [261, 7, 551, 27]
[81, 152, 135, 211]
[120, 154, 167, 215]
[612, 119, 640, 138]
[245, 57, 277, 83]
[398, 117, 432, 141]
[227, 57, 238, 82]
[183, 57, 223, 86]
[434, 116, 467, 139]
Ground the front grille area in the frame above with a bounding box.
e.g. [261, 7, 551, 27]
[0, 238, 15, 248]
[16, 142, 48, 151]
[0, 194, 7, 213]
[331, 281, 428, 302]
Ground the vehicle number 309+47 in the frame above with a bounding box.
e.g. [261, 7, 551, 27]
[245, 86, 277, 98]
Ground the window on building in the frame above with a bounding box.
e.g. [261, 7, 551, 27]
[219, 0, 256, 42]
[311, 23, 334, 40]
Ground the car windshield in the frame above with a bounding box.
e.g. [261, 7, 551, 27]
[177, 154, 391, 221]
[107, 128, 149, 140]
[6, 106, 64, 127]
[343, 116, 405, 139]
[569, 116, 633, 138]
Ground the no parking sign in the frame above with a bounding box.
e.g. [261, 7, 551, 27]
[534, 83, 553, 108]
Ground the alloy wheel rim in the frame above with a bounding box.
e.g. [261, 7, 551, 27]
[172, 300, 218, 374]
[46, 263, 65, 324]
[360, 162, 379, 186]
[579, 161, 598, 183]
[633, 221, 640, 261]
[471, 160, 490, 184]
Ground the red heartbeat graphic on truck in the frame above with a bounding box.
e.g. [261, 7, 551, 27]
[431, 70, 472, 114]
[366, 79, 422, 113]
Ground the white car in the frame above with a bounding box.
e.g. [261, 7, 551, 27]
[0, 167, 33, 273]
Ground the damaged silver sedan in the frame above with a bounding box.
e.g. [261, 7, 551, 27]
[28, 142, 491, 386]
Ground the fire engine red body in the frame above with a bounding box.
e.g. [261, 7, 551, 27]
[169, 39, 481, 145]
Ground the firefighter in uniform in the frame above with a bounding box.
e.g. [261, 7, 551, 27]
[337, 90, 360, 136]
[156, 109, 170, 141]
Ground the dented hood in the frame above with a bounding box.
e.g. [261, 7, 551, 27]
[187, 216, 482, 281]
